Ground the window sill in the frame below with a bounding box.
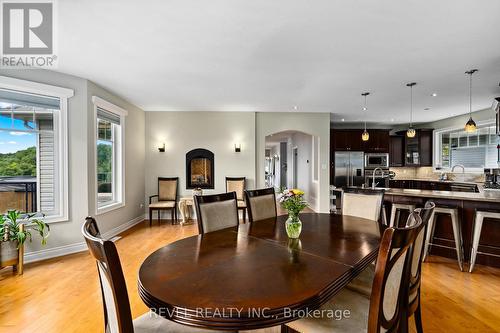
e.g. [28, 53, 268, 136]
[96, 201, 125, 215]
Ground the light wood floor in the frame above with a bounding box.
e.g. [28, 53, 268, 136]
[1, 219, 499, 333]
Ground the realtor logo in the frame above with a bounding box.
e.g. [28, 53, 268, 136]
[1, 1, 57, 67]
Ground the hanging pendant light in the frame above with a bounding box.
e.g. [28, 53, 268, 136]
[406, 82, 417, 138]
[361, 92, 370, 141]
[464, 69, 478, 133]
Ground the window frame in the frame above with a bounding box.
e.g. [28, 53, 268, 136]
[92, 96, 127, 215]
[433, 119, 497, 173]
[0, 75, 73, 223]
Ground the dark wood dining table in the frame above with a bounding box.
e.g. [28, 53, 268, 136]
[138, 213, 385, 331]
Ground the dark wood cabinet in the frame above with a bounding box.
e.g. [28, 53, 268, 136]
[332, 129, 389, 152]
[419, 129, 433, 166]
[389, 136, 404, 166]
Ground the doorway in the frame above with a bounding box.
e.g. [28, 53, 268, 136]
[292, 147, 298, 188]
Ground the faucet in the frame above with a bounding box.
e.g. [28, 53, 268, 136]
[451, 164, 465, 174]
[372, 167, 384, 190]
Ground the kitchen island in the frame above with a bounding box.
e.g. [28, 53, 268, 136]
[383, 188, 500, 268]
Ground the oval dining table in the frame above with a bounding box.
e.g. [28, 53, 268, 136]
[138, 213, 385, 331]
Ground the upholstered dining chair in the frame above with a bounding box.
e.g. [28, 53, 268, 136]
[149, 177, 178, 226]
[244, 188, 277, 223]
[342, 188, 385, 222]
[404, 201, 435, 333]
[82, 217, 228, 333]
[194, 192, 239, 234]
[285, 213, 423, 333]
[226, 177, 247, 222]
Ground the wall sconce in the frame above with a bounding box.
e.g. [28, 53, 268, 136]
[234, 143, 241, 152]
[158, 143, 165, 152]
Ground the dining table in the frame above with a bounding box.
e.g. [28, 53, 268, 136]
[138, 213, 385, 331]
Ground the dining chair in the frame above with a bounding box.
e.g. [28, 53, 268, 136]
[404, 201, 435, 333]
[342, 188, 385, 223]
[244, 188, 277, 223]
[194, 192, 239, 234]
[149, 177, 178, 226]
[81, 216, 227, 333]
[285, 213, 423, 333]
[226, 177, 247, 222]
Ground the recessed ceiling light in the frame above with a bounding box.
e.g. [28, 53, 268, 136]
[431, 93, 437, 97]
[390, 118, 394, 122]
[341, 118, 345, 122]
[293, 105, 298, 110]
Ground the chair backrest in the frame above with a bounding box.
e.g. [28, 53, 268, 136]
[244, 188, 277, 222]
[82, 217, 134, 333]
[194, 192, 239, 234]
[158, 177, 178, 201]
[342, 188, 385, 222]
[368, 212, 423, 333]
[226, 177, 246, 201]
[408, 201, 435, 307]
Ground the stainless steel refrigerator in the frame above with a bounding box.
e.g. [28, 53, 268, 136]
[334, 151, 365, 187]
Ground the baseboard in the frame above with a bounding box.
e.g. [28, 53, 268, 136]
[24, 214, 145, 264]
[101, 214, 145, 239]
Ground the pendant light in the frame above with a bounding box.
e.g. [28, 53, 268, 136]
[464, 69, 478, 133]
[361, 92, 370, 141]
[406, 82, 417, 138]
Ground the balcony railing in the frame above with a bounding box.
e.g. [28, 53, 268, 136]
[0, 176, 37, 213]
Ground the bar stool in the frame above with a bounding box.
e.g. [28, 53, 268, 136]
[423, 205, 464, 271]
[389, 203, 416, 227]
[469, 209, 500, 272]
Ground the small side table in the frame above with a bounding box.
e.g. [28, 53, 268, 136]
[178, 197, 195, 225]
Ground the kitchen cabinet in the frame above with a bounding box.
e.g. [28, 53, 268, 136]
[389, 136, 404, 166]
[419, 129, 433, 166]
[331, 129, 389, 152]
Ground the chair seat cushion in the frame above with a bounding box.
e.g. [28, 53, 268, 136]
[346, 263, 375, 297]
[286, 288, 370, 333]
[133, 313, 227, 332]
[237, 200, 247, 208]
[149, 201, 175, 208]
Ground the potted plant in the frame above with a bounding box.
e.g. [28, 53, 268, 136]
[279, 189, 308, 239]
[0, 210, 50, 275]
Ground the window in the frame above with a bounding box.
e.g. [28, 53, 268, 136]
[0, 76, 73, 222]
[434, 121, 498, 172]
[92, 97, 127, 214]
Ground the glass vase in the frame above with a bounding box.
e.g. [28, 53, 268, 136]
[285, 213, 302, 239]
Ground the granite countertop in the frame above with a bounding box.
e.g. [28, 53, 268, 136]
[391, 178, 483, 185]
[384, 187, 500, 203]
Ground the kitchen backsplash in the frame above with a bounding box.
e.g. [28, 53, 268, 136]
[389, 166, 485, 183]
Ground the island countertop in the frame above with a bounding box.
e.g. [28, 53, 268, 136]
[384, 187, 500, 203]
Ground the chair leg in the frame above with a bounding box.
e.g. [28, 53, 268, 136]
[158, 210, 161, 224]
[423, 211, 436, 262]
[149, 208, 152, 226]
[389, 206, 397, 227]
[450, 210, 464, 271]
[243, 209, 246, 223]
[469, 213, 484, 273]
[414, 301, 424, 333]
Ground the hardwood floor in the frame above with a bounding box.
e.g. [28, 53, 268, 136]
[1, 218, 499, 333]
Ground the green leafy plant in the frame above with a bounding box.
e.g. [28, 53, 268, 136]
[0, 210, 50, 248]
[279, 189, 308, 216]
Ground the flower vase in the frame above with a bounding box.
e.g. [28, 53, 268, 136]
[285, 213, 302, 239]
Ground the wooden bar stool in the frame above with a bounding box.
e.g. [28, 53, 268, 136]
[423, 206, 464, 271]
[389, 203, 416, 227]
[469, 209, 500, 272]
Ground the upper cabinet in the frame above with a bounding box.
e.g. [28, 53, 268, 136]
[389, 136, 404, 167]
[393, 129, 433, 167]
[331, 129, 389, 152]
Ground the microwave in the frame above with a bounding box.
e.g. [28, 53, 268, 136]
[365, 153, 389, 168]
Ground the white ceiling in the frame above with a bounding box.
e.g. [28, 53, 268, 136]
[57, 0, 500, 124]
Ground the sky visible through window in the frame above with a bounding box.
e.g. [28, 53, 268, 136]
[0, 112, 36, 154]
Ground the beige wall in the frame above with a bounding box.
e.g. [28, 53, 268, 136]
[144, 112, 256, 211]
[256, 112, 330, 212]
